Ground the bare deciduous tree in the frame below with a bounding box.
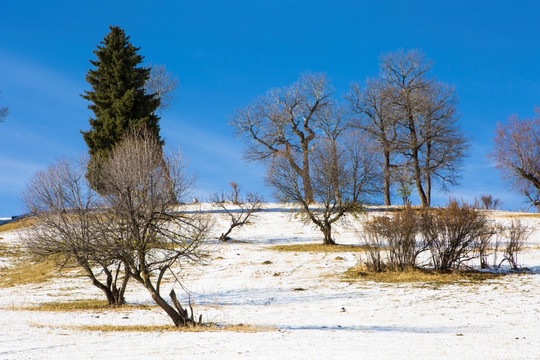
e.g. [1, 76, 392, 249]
[231, 72, 333, 204]
[491, 110, 540, 211]
[417, 82, 469, 203]
[268, 129, 381, 245]
[22, 157, 129, 306]
[233, 73, 380, 244]
[98, 128, 211, 327]
[348, 78, 399, 206]
[145, 64, 179, 112]
[211, 182, 263, 242]
[379, 49, 469, 207]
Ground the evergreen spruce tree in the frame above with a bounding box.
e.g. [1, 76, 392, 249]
[81, 26, 161, 189]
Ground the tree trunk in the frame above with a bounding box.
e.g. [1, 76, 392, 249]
[114, 272, 130, 305]
[322, 223, 336, 245]
[425, 172, 431, 207]
[92, 278, 125, 306]
[83, 263, 126, 306]
[149, 287, 184, 327]
[408, 114, 429, 207]
[383, 150, 392, 206]
[425, 140, 432, 207]
[219, 227, 233, 242]
[302, 144, 314, 204]
[137, 274, 199, 327]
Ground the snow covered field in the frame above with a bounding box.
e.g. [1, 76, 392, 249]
[1, 205, 539, 359]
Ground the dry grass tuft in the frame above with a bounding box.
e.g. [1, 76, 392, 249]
[491, 213, 540, 219]
[0, 217, 37, 232]
[20, 299, 156, 312]
[343, 265, 505, 284]
[64, 323, 274, 333]
[271, 243, 372, 253]
[0, 258, 59, 287]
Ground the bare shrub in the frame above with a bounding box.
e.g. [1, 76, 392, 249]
[211, 182, 263, 241]
[476, 194, 502, 210]
[472, 225, 497, 269]
[363, 206, 424, 271]
[501, 220, 530, 270]
[358, 227, 386, 272]
[474, 233, 491, 270]
[420, 200, 492, 272]
[491, 224, 505, 268]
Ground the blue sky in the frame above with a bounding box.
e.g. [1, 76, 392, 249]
[1, 0, 539, 216]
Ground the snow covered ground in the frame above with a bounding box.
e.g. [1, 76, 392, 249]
[1, 204, 539, 359]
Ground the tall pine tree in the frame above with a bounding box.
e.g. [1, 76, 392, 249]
[82, 26, 161, 189]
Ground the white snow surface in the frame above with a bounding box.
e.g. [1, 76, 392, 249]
[1, 204, 539, 359]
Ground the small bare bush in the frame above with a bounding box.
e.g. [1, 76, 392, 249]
[479, 194, 502, 210]
[362, 206, 424, 271]
[420, 200, 492, 272]
[491, 224, 505, 268]
[211, 182, 263, 241]
[473, 194, 502, 210]
[358, 225, 386, 272]
[501, 220, 530, 270]
[472, 225, 497, 269]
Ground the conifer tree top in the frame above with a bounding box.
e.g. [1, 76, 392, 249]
[81, 25, 161, 190]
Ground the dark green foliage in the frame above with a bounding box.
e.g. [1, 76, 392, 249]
[81, 26, 161, 189]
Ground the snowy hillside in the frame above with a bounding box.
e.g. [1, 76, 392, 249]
[1, 204, 539, 359]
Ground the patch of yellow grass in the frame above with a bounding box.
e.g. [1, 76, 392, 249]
[20, 299, 156, 312]
[343, 265, 504, 284]
[0, 243, 25, 259]
[0, 217, 37, 232]
[270, 243, 372, 253]
[0, 258, 59, 287]
[65, 323, 274, 333]
[491, 213, 540, 219]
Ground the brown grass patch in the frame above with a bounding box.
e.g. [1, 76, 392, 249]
[0, 258, 60, 287]
[65, 323, 274, 333]
[20, 299, 156, 312]
[0, 217, 37, 232]
[271, 243, 372, 253]
[343, 265, 505, 284]
[0, 243, 25, 259]
[491, 213, 540, 219]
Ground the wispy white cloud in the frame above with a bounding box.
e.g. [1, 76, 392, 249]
[162, 118, 243, 163]
[0, 50, 85, 108]
[0, 157, 45, 188]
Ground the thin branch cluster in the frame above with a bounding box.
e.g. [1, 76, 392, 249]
[23, 128, 211, 326]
